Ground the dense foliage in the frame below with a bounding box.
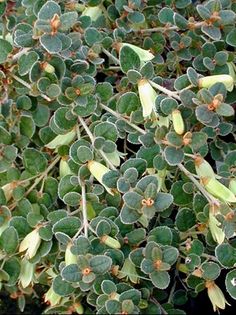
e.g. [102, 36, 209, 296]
[0, 0, 236, 314]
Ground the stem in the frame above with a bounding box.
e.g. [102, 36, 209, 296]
[25, 155, 61, 197]
[150, 297, 168, 315]
[81, 181, 88, 238]
[12, 48, 31, 62]
[102, 48, 120, 65]
[138, 25, 178, 33]
[78, 116, 117, 170]
[100, 103, 146, 135]
[149, 80, 181, 101]
[178, 163, 220, 206]
[10, 74, 52, 102]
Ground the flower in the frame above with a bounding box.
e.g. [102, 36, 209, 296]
[19, 228, 41, 259]
[120, 43, 155, 62]
[194, 156, 216, 179]
[45, 128, 76, 149]
[172, 109, 185, 135]
[87, 160, 113, 195]
[65, 243, 77, 266]
[59, 157, 73, 178]
[206, 281, 230, 312]
[229, 178, 236, 195]
[19, 258, 35, 288]
[201, 177, 236, 203]
[208, 212, 225, 244]
[44, 286, 61, 306]
[198, 75, 234, 92]
[81, 6, 102, 21]
[138, 79, 157, 117]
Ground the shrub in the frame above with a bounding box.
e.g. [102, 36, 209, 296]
[0, 0, 236, 314]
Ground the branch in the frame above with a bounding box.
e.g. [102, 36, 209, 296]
[149, 80, 181, 101]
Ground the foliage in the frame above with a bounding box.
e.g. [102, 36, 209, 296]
[0, 0, 236, 314]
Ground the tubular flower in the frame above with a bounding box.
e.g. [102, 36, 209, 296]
[206, 281, 230, 312]
[59, 157, 73, 178]
[45, 128, 76, 149]
[194, 156, 216, 179]
[120, 43, 155, 62]
[87, 160, 113, 195]
[208, 212, 225, 244]
[229, 178, 236, 195]
[19, 228, 41, 259]
[138, 79, 157, 117]
[172, 109, 185, 135]
[19, 258, 35, 288]
[201, 177, 236, 203]
[44, 286, 61, 306]
[198, 75, 234, 92]
[81, 6, 102, 21]
[65, 243, 77, 266]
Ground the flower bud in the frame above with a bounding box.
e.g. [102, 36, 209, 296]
[100, 235, 121, 249]
[120, 43, 155, 62]
[229, 178, 236, 195]
[42, 62, 55, 74]
[81, 6, 103, 21]
[202, 177, 236, 203]
[65, 243, 77, 266]
[74, 302, 84, 314]
[19, 258, 35, 288]
[44, 286, 61, 306]
[194, 156, 215, 179]
[227, 62, 236, 82]
[172, 109, 185, 135]
[206, 281, 230, 312]
[138, 79, 157, 117]
[208, 212, 225, 244]
[19, 228, 41, 259]
[59, 158, 73, 178]
[87, 160, 113, 195]
[1, 182, 15, 202]
[45, 129, 76, 149]
[198, 75, 234, 92]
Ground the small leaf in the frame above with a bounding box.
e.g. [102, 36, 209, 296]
[226, 270, 236, 300]
[150, 270, 170, 289]
[164, 147, 184, 166]
[0, 39, 12, 64]
[89, 255, 112, 274]
[120, 45, 141, 73]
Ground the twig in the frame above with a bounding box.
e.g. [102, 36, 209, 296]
[102, 48, 120, 65]
[78, 116, 117, 170]
[81, 180, 88, 238]
[150, 297, 168, 315]
[178, 163, 220, 206]
[149, 80, 181, 101]
[10, 73, 52, 102]
[100, 103, 146, 135]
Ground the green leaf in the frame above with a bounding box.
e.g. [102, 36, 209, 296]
[148, 227, 173, 245]
[20, 115, 35, 138]
[40, 34, 62, 53]
[123, 191, 143, 210]
[150, 270, 170, 289]
[94, 122, 118, 142]
[60, 12, 78, 31]
[225, 270, 236, 299]
[89, 255, 112, 274]
[53, 217, 81, 238]
[0, 39, 12, 64]
[18, 51, 39, 76]
[117, 92, 140, 115]
[201, 25, 221, 40]
[171, 181, 193, 206]
[164, 147, 184, 166]
[216, 103, 234, 117]
[84, 27, 103, 46]
[226, 29, 236, 47]
[101, 280, 117, 295]
[52, 275, 75, 296]
[215, 244, 236, 268]
[105, 300, 121, 314]
[61, 264, 82, 282]
[175, 208, 196, 232]
[155, 193, 173, 212]
[96, 82, 113, 102]
[120, 45, 141, 73]
[37, 1, 61, 20]
[22, 148, 47, 174]
[0, 226, 18, 254]
[201, 262, 221, 280]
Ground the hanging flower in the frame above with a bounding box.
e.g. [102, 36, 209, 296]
[19, 228, 41, 259]
[138, 79, 157, 117]
[206, 281, 230, 312]
[198, 75, 234, 92]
